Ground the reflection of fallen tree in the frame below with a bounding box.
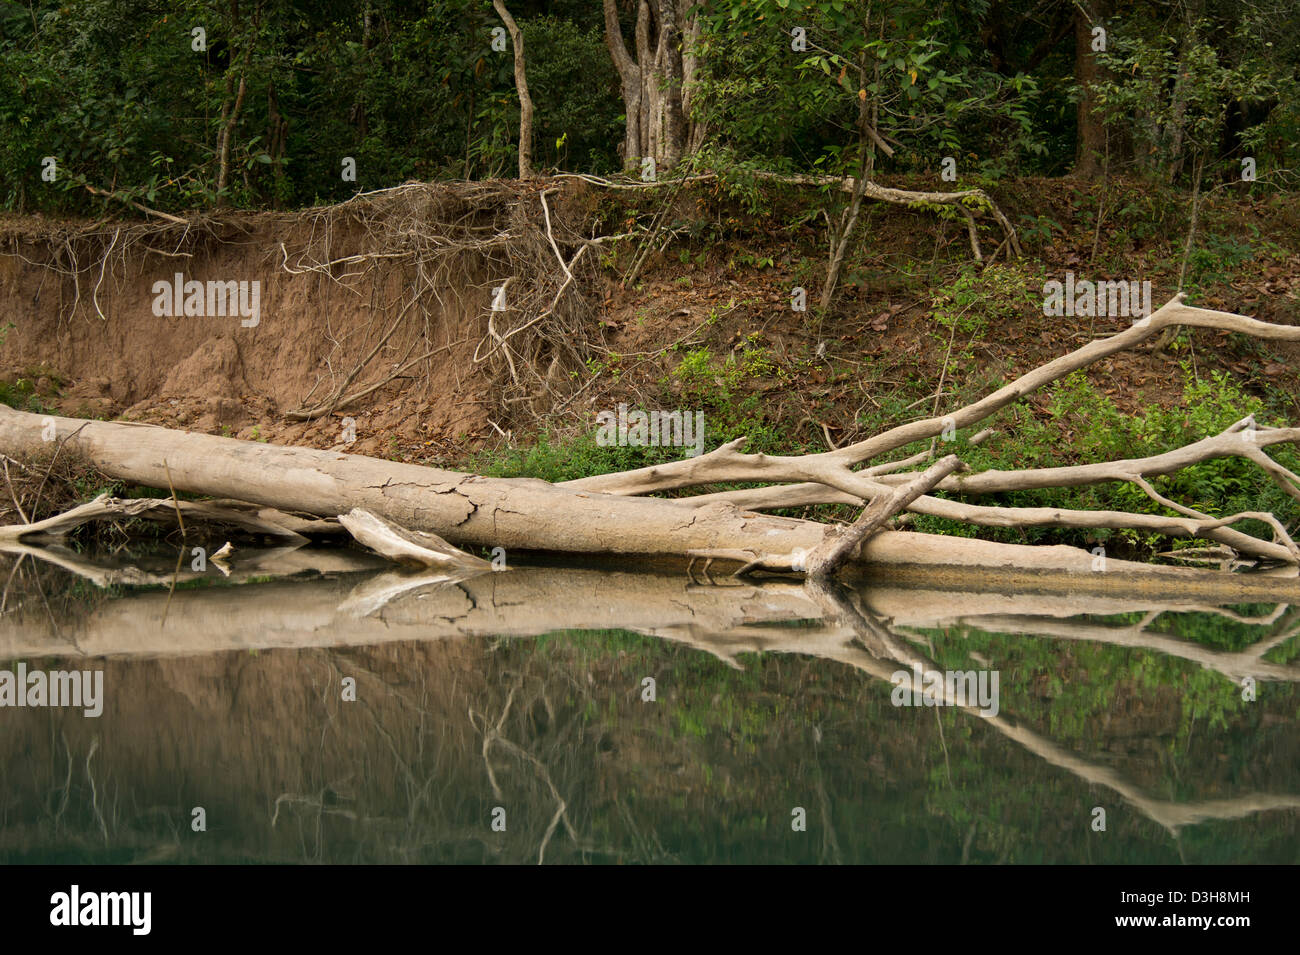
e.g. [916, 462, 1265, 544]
[5, 558, 1297, 682]
[794, 582, 1300, 836]
[3, 558, 1297, 839]
[927, 609, 1300, 684]
[469, 684, 592, 865]
[0, 540, 384, 597]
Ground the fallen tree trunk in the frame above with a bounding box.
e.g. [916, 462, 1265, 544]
[0, 404, 1261, 583]
[0, 297, 1295, 584]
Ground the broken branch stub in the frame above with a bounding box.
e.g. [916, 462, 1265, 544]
[805, 455, 967, 579]
[337, 508, 493, 571]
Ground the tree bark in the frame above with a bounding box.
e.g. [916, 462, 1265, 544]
[493, 0, 534, 179]
[1073, 1, 1107, 179]
[602, 0, 696, 172]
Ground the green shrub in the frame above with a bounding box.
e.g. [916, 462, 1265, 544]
[911, 366, 1299, 555]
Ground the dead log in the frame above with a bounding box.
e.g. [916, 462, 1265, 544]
[0, 404, 1228, 581]
[0, 402, 1295, 589]
[567, 295, 1300, 496]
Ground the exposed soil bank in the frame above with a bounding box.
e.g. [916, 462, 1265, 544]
[0, 184, 513, 457]
[1, 176, 1297, 481]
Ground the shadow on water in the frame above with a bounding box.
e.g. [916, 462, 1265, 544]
[0, 542, 1297, 864]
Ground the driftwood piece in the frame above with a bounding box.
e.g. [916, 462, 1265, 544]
[0, 493, 309, 543]
[337, 508, 492, 571]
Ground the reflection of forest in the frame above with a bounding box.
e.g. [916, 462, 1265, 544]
[0, 556, 1297, 864]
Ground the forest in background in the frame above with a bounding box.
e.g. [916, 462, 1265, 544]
[1, 0, 1296, 214]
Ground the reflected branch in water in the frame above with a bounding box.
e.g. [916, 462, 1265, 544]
[3, 553, 1298, 856]
[939, 612, 1300, 684]
[748, 583, 1300, 838]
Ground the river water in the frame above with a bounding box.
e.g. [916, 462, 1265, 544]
[1, 544, 1296, 864]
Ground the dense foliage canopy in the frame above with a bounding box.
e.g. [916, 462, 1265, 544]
[1, 0, 1296, 214]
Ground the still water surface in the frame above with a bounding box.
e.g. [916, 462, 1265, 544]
[1, 544, 1297, 864]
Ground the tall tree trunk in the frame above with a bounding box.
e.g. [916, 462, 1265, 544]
[602, 0, 697, 173]
[493, 0, 533, 178]
[266, 79, 288, 206]
[1163, 1, 1204, 183]
[350, 3, 373, 138]
[215, 41, 253, 203]
[1073, 1, 1107, 178]
[603, 0, 642, 167]
[819, 45, 879, 311]
[1175, 152, 1207, 291]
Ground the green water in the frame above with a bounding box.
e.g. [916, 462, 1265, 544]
[0, 548, 1297, 864]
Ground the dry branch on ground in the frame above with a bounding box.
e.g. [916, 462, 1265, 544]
[565, 293, 1300, 571]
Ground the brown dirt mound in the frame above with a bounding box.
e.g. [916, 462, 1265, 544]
[0, 180, 607, 457]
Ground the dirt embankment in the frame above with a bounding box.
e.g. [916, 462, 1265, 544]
[0, 184, 523, 458]
[2, 177, 1299, 470]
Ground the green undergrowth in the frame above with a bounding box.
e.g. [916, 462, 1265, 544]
[909, 365, 1300, 555]
[471, 357, 1297, 560]
[0, 374, 53, 414]
[466, 332, 813, 482]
